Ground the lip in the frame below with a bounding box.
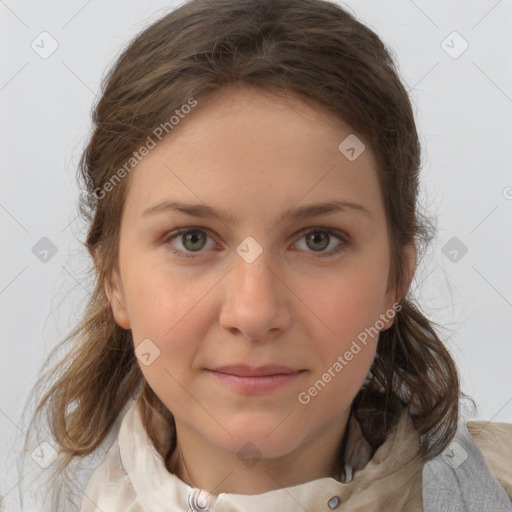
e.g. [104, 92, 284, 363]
[205, 365, 306, 393]
[209, 364, 304, 377]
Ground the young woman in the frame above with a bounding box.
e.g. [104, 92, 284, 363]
[17, 0, 512, 511]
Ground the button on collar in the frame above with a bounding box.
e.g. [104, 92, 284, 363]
[188, 488, 217, 511]
[327, 495, 341, 509]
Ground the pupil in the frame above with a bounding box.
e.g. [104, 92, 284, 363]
[184, 231, 205, 251]
[308, 232, 329, 251]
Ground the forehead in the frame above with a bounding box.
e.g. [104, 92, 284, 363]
[121, 86, 384, 225]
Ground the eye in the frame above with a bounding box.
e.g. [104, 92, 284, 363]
[293, 228, 349, 257]
[164, 226, 349, 259]
[164, 228, 218, 258]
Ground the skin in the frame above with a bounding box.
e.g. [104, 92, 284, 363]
[104, 85, 416, 496]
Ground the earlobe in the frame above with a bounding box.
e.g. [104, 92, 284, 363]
[104, 269, 131, 330]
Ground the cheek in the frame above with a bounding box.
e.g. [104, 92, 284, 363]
[128, 282, 207, 361]
[300, 260, 388, 403]
[119, 256, 209, 393]
[121, 250, 210, 334]
[296, 342, 375, 434]
[308, 264, 389, 344]
[298, 273, 382, 415]
[129, 293, 207, 415]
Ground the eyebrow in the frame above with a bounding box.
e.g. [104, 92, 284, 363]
[141, 199, 372, 224]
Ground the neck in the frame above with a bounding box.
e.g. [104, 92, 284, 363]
[165, 412, 349, 496]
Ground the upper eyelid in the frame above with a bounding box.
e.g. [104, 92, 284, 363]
[165, 225, 348, 247]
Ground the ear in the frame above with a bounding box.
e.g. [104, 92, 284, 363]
[380, 242, 417, 331]
[399, 242, 417, 301]
[90, 246, 102, 273]
[91, 246, 131, 330]
[104, 265, 132, 330]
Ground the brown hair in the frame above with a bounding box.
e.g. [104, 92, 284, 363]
[18, 0, 474, 508]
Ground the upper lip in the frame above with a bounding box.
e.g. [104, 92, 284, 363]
[208, 364, 304, 377]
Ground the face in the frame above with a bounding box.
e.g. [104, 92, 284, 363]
[105, 86, 415, 461]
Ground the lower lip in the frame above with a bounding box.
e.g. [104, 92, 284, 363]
[206, 370, 306, 393]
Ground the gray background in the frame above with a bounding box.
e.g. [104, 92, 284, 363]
[1, 0, 511, 508]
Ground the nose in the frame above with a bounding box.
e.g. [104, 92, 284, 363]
[219, 251, 292, 342]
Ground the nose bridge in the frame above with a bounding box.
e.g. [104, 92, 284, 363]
[232, 242, 279, 299]
[219, 241, 289, 339]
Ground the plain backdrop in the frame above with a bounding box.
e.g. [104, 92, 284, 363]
[1, 0, 511, 507]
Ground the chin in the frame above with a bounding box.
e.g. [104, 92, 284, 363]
[210, 427, 304, 461]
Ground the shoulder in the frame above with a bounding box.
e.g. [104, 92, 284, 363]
[466, 420, 512, 500]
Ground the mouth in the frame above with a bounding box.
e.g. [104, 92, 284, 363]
[205, 365, 307, 393]
[207, 364, 305, 377]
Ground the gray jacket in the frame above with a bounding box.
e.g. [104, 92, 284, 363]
[423, 420, 512, 511]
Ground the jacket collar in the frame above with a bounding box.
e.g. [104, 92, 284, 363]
[117, 397, 423, 511]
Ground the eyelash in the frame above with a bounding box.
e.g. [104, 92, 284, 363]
[163, 226, 350, 259]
